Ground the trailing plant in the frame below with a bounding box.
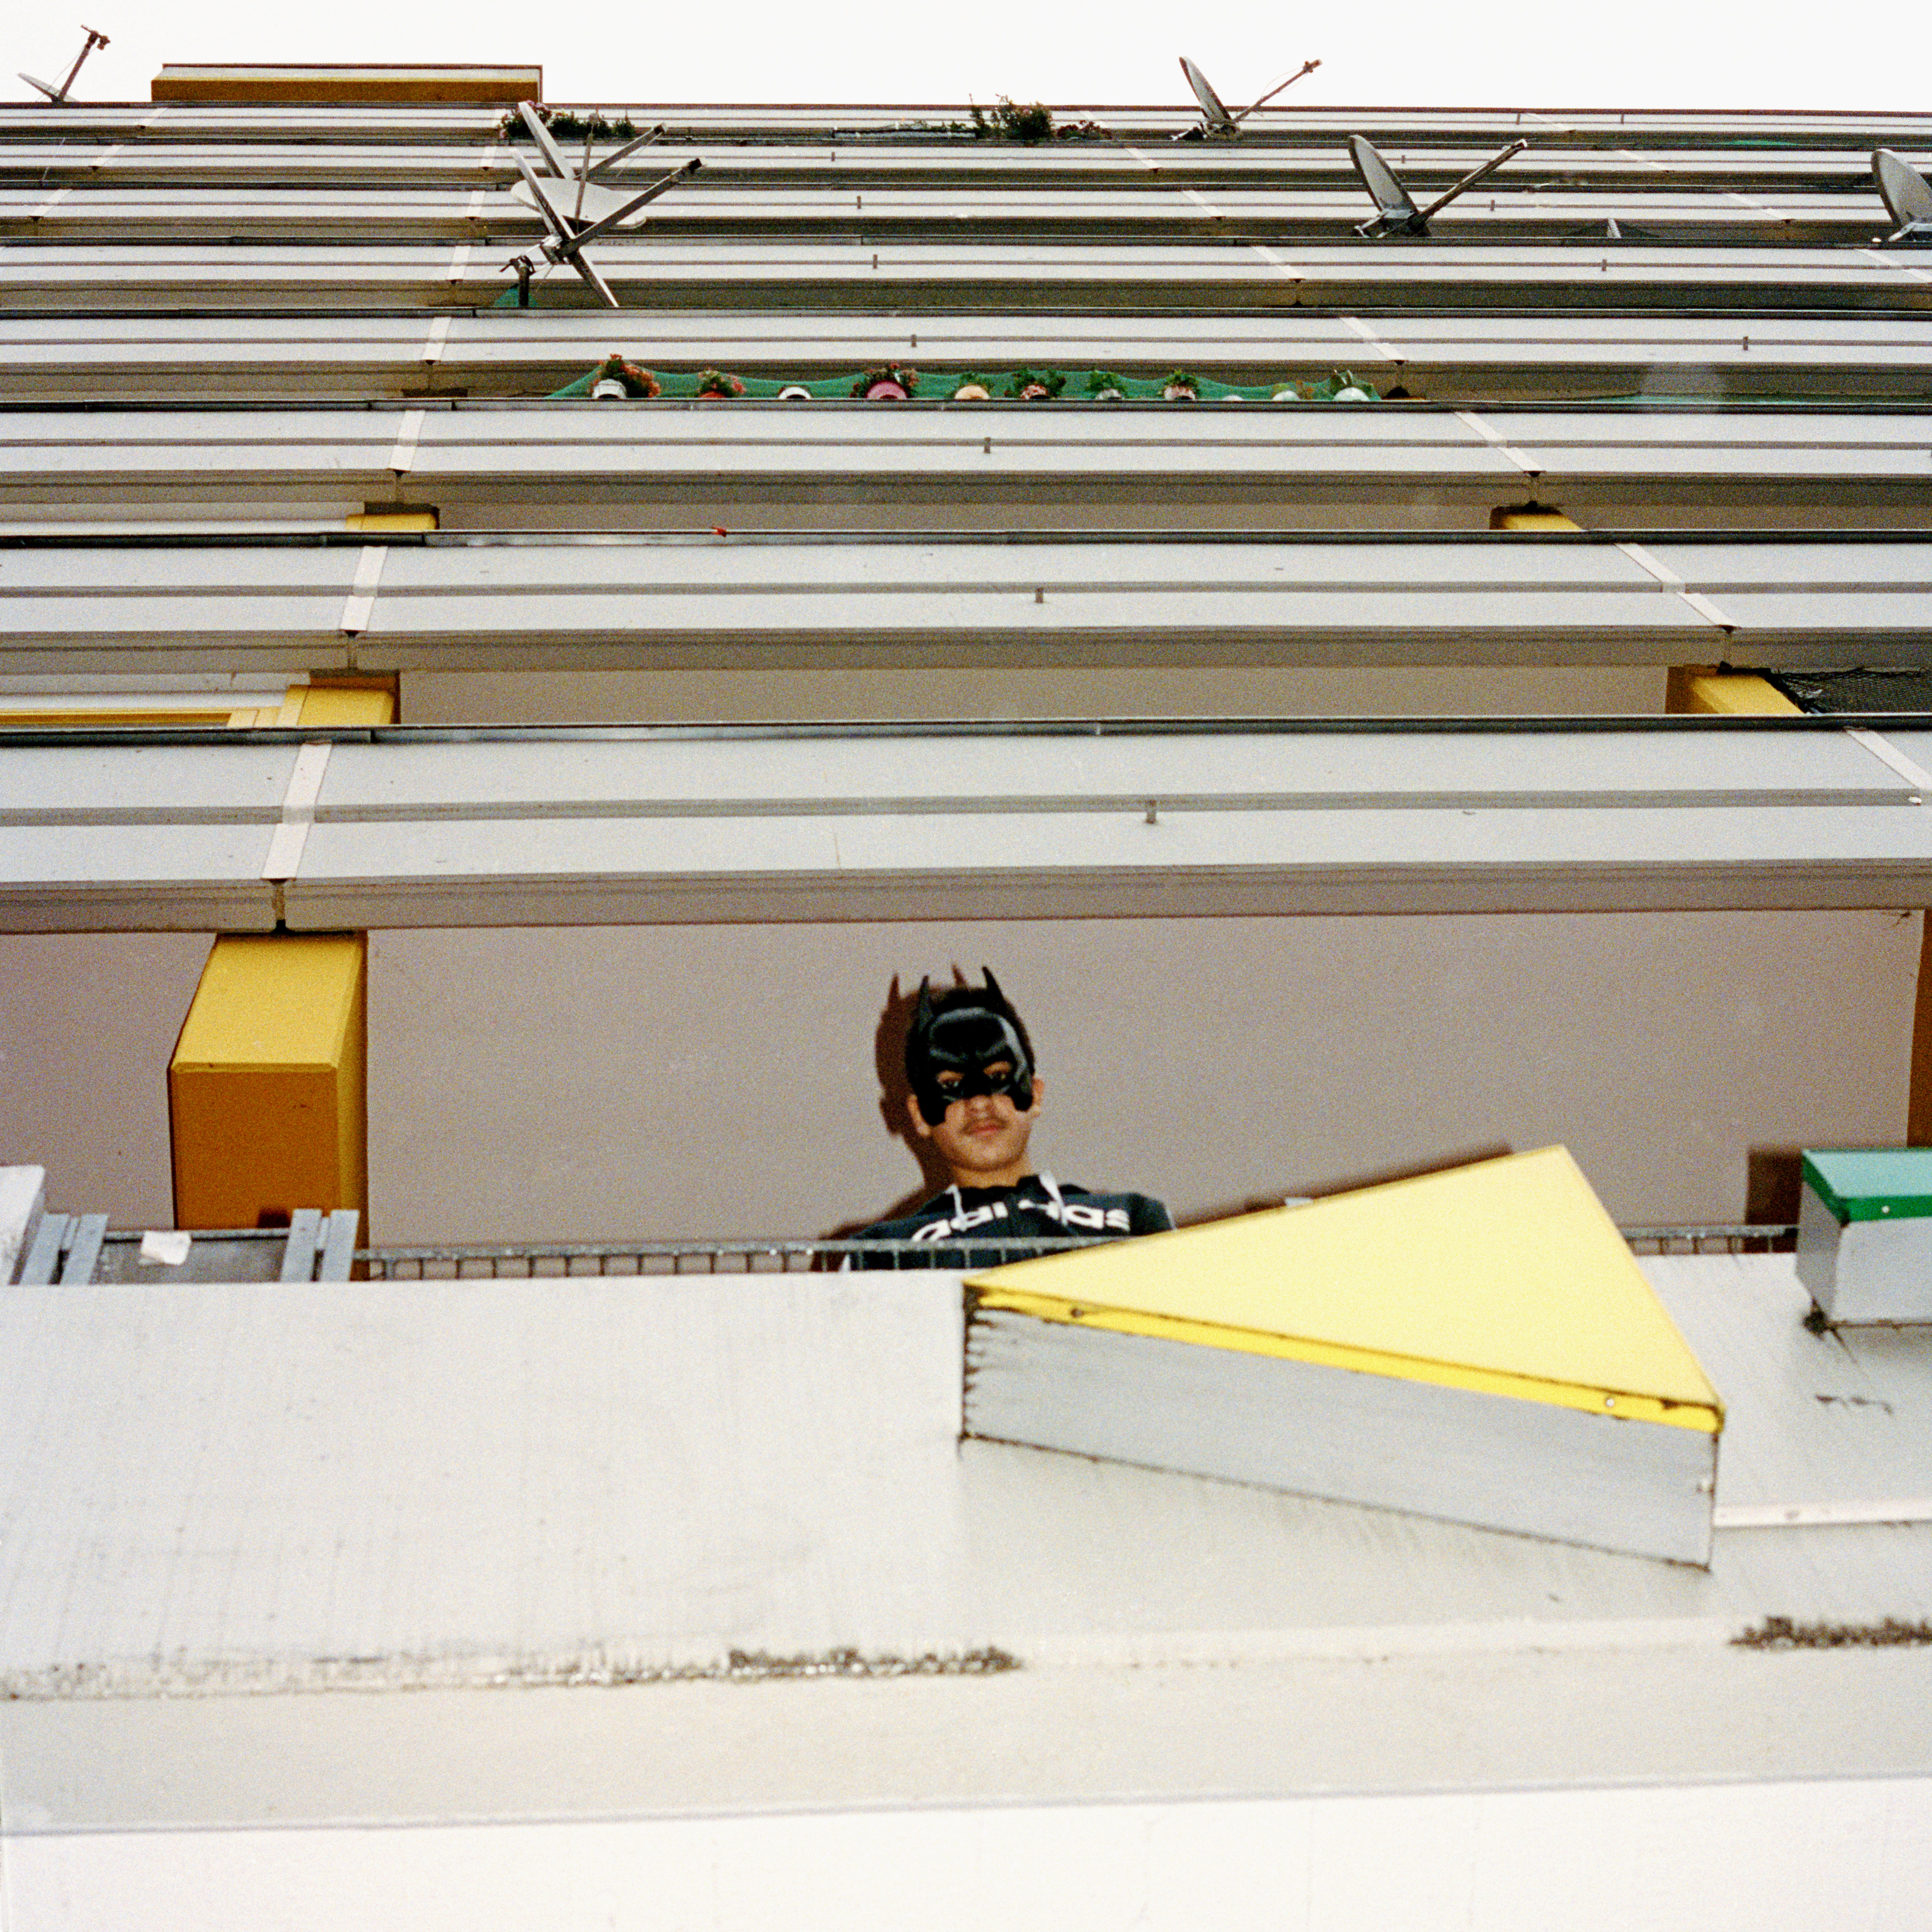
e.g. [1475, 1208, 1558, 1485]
[968, 96, 1054, 143]
[501, 106, 639, 142]
[1007, 367, 1066, 400]
[851, 363, 921, 398]
[594, 353, 660, 398]
[1309, 368, 1381, 401]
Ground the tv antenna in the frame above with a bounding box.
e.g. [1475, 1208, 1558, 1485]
[1347, 133, 1527, 237]
[19, 24, 108, 104]
[507, 103, 700, 308]
[1175, 56, 1320, 139]
[1872, 149, 1932, 246]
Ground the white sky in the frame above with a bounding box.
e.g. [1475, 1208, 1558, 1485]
[11, 0, 1932, 115]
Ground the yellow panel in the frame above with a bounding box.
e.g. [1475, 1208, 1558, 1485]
[1663, 667, 1802, 715]
[347, 511, 438, 533]
[968, 1147, 1722, 1430]
[1490, 507, 1581, 531]
[152, 65, 540, 105]
[169, 935, 367, 1231]
[0, 707, 239, 728]
[298, 681, 397, 727]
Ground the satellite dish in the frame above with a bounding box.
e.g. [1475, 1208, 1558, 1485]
[19, 24, 108, 104]
[516, 102, 576, 185]
[1175, 54, 1320, 139]
[1347, 133, 1527, 237]
[1349, 136, 1418, 228]
[506, 103, 701, 309]
[1873, 149, 1932, 245]
[586, 124, 668, 182]
[1180, 58, 1235, 135]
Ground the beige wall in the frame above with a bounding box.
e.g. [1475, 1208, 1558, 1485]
[0, 932, 213, 1227]
[404, 665, 1667, 725]
[423, 482, 1932, 536]
[5, 915, 1916, 1241]
[368, 912, 1919, 1243]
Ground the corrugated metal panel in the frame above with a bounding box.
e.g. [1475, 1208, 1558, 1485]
[0, 406, 1922, 519]
[0, 184, 1894, 245]
[0, 818, 280, 929]
[0, 739, 299, 820]
[247, 727, 1932, 810]
[2, 138, 1926, 184]
[4, 102, 1931, 141]
[3, 240, 1927, 313]
[4, 311, 1926, 403]
[1, 535, 1927, 674]
[7, 719, 1932, 927]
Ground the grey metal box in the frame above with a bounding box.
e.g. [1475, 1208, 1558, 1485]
[1796, 1148, 1932, 1324]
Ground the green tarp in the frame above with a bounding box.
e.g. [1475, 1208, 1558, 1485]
[543, 362, 1382, 402]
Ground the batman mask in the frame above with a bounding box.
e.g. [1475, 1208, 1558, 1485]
[906, 970, 1036, 1127]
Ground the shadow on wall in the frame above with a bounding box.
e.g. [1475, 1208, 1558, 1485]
[359, 915, 1921, 1247]
[826, 968, 985, 1235]
[839, 987, 1538, 1238]
[1746, 1147, 1802, 1225]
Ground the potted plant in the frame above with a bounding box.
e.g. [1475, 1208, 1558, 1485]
[693, 368, 745, 400]
[1311, 369, 1380, 402]
[852, 363, 919, 401]
[1085, 370, 1129, 401]
[1007, 367, 1065, 401]
[949, 373, 994, 401]
[1161, 369, 1201, 402]
[968, 97, 1054, 143]
[589, 353, 661, 400]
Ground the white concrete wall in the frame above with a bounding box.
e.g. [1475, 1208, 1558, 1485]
[9, 1778, 1931, 1932]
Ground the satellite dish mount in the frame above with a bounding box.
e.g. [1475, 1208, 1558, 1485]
[1347, 133, 1528, 237]
[1176, 55, 1319, 140]
[508, 103, 698, 309]
[1872, 149, 1932, 247]
[19, 24, 109, 104]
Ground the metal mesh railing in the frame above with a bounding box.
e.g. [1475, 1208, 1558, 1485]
[1620, 1224, 1796, 1256]
[357, 1224, 1799, 1278]
[356, 1236, 1102, 1279]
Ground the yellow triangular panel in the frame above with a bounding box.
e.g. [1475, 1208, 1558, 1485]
[967, 1147, 1722, 1432]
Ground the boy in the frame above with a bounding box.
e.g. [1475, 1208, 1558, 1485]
[850, 970, 1172, 1265]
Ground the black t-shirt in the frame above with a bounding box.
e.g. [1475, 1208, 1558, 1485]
[847, 1173, 1172, 1270]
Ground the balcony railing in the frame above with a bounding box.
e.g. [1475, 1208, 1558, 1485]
[358, 1223, 1796, 1278]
